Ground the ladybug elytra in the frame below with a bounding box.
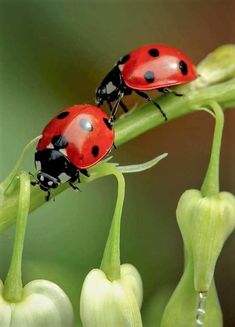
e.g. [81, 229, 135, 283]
[33, 105, 114, 200]
[96, 44, 197, 122]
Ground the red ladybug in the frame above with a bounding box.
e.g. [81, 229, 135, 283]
[33, 104, 114, 200]
[96, 44, 197, 122]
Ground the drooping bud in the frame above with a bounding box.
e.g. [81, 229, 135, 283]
[80, 157, 167, 327]
[80, 264, 143, 327]
[177, 190, 235, 291]
[160, 254, 222, 327]
[161, 102, 234, 327]
[0, 171, 74, 326]
[0, 279, 74, 327]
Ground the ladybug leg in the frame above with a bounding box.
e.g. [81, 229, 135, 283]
[31, 181, 38, 186]
[134, 90, 168, 121]
[109, 93, 124, 124]
[119, 100, 129, 113]
[107, 101, 113, 113]
[45, 191, 55, 202]
[69, 182, 81, 191]
[69, 171, 82, 191]
[45, 190, 51, 202]
[158, 87, 183, 97]
[80, 169, 90, 177]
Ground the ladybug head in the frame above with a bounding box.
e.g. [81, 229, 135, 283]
[34, 149, 79, 198]
[37, 172, 59, 191]
[34, 149, 75, 192]
[96, 66, 124, 105]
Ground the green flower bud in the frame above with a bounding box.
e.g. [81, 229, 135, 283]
[160, 256, 222, 327]
[177, 190, 235, 292]
[197, 44, 235, 87]
[80, 264, 143, 327]
[0, 279, 74, 326]
[161, 102, 233, 326]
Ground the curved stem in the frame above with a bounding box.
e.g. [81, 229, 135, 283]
[201, 101, 224, 196]
[3, 171, 31, 302]
[88, 163, 125, 281]
[0, 136, 40, 195]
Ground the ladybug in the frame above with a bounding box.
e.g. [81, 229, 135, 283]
[96, 44, 197, 122]
[32, 104, 114, 200]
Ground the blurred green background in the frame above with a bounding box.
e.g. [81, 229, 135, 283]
[0, 1, 234, 326]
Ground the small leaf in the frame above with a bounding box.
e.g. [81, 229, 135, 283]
[118, 153, 168, 174]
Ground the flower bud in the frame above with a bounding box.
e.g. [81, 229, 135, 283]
[80, 263, 143, 327]
[160, 259, 222, 327]
[177, 190, 235, 291]
[197, 44, 235, 87]
[0, 279, 74, 327]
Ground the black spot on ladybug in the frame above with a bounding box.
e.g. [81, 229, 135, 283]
[57, 111, 69, 119]
[91, 145, 99, 157]
[51, 135, 68, 149]
[148, 48, 159, 57]
[179, 60, 188, 75]
[144, 71, 155, 83]
[103, 118, 112, 130]
[79, 118, 93, 132]
[118, 54, 130, 65]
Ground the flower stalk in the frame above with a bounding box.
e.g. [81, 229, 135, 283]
[82, 156, 167, 281]
[3, 171, 30, 302]
[99, 166, 124, 281]
[0, 172, 74, 326]
[201, 101, 224, 196]
[80, 157, 167, 327]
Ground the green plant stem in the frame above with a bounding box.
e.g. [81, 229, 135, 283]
[201, 102, 224, 196]
[85, 163, 125, 281]
[0, 78, 234, 232]
[115, 78, 235, 146]
[3, 171, 30, 302]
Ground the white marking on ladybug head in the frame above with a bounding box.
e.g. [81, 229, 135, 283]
[40, 175, 44, 182]
[58, 172, 71, 183]
[47, 180, 54, 186]
[47, 143, 54, 149]
[118, 64, 124, 72]
[60, 148, 67, 156]
[106, 82, 116, 94]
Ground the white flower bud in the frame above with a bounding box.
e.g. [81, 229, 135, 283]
[0, 279, 74, 327]
[80, 263, 143, 327]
